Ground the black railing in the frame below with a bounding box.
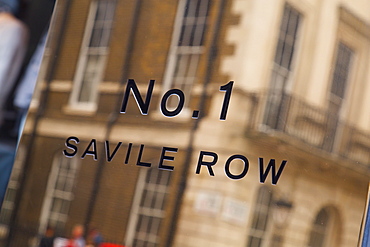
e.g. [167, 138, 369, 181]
[245, 91, 370, 166]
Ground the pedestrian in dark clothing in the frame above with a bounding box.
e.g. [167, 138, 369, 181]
[39, 226, 55, 247]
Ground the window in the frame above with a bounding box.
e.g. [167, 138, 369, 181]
[38, 155, 79, 235]
[264, 4, 301, 130]
[307, 207, 341, 247]
[69, 0, 117, 111]
[125, 168, 172, 247]
[329, 43, 353, 105]
[163, 0, 210, 109]
[247, 186, 274, 247]
[323, 42, 353, 151]
[273, 4, 301, 72]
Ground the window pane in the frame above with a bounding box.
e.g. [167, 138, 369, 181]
[133, 169, 171, 246]
[74, 0, 117, 105]
[78, 54, 101, 102]
[247, 187, 273, 247]
[274, 5, 301, 70]
[330, 42, 353, 100]
[165, 0, 210, 108]
[39, 157, 79, 237]
[265, 5, 301, 130]
[307, 209, 332, 247]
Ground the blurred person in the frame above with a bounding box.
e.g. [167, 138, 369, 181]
[39, 226, 55, 247]
[0, 0, 28, 207]
[53, 237, 69, 247]
[86, 227, 103, 247]
[0, 142, 15, 204]
[67, 224, 86, 247]
[13, 29, 47, 138]
[0, 0, 28, 125]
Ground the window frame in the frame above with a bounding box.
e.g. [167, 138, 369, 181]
[263, 3, 302, 130]
[306, 207, 341, 247]
[38, 154, 79, 236]
[161, 0, 210, 112]
[69, 0, 116, 112]
[125, 168, 172, 247]
[247, 186, 274, 247]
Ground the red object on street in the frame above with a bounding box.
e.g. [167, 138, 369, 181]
[100, 243, 126, 247]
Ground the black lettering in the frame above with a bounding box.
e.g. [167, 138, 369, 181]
[105, 141, 122, 162]
[160, 89, 185, 117]
[196, 151, 218, 176]
[158, 147, 178, 171]
[81, 139, 98, 160]
[63, 136, 79, 157]
[136, 144, 151, 167]
[125, 143, 133, 164]
[224, 155, 249, 180]
[120, 79, 155, 115]
[259, 158, 287, 185]
[219, 81, 234, 120]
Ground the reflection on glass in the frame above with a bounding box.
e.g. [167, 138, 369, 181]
[73, 0, 117, 107]
[164, 0, 210, 108]
[307, 207, 340, 247]
[247, 186, 273, 247]
[40, 156, 79, 236]
[264, 4, 301, 130]
[132, 169, 171, 247]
